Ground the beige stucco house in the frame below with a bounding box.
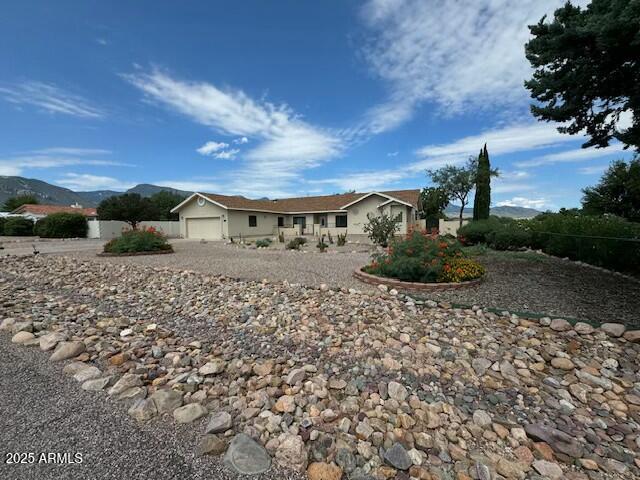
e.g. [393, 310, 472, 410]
[170, 189, 421, 241]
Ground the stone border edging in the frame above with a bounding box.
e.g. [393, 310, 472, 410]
[97, 249, 174, 257]
[353, 268, 483, 292]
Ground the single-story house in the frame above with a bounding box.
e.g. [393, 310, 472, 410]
[11, 204, 98, 221]
[171, 189, 421, 241]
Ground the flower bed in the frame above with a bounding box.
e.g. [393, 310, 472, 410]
[359, 229, 485, 287]
[102, 227, 173, 255]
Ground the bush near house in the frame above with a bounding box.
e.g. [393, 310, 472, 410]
[34, 213, 88, 238]
[286, 237, 308, 250]
[103, 227, 172, 254]
[3, 217, 35, 236]
[458, 213, 640, 273]
[255, 238, 272, 248]
[363, 229, 485, 283]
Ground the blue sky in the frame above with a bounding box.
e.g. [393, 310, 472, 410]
[0, 0, 634, 210]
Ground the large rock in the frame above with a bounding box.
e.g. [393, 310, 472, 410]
[384, 442, 412, 470]
[108, 373, 142, 396]
[81, 377, 111, 391]
[285, 368, 306, 385]
[472, 409, 492, 428]
[223, 433, 271, 475]
[49, 341, 85, 361]
[307, 462, 343, 480]
[600, 322, 625, 337]
[39, 332, 66, 351]
[573, 322, 595, 335]
[173, 403, 208, 424]
[0, 318, 16, 331]
[387, 381, 408, 402]
[532, 460, 563, 479]
[623, 330, 640, 343]
[196, 434, 227, 456]
[275, 395, 296, 413]
[275, 434, 307, 471]
[549, 319, 572, 332]
[199, 359, 226, 375]
[128, 398, 157, 422]
[11, 331, 35, 344]
[73, 365, 102, 383]
[524, 423, 584, 458]
[206, 411, 233, 433]
[150, 389, 183, 414]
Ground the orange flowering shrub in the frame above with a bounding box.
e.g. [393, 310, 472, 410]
[363, 230, 484, 283]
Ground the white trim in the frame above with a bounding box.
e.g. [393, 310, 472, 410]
[170, 193, 229, 213]
[340, 191, 413, 209]
[377, 198, 414, 209]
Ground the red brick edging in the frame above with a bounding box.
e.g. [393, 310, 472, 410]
[353, 268, 483, 292]
[97, 249, 174, 257]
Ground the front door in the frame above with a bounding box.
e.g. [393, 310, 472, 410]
[293, 216, 306, 234]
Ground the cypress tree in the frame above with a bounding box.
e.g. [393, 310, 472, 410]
[473, 144, 491, 220]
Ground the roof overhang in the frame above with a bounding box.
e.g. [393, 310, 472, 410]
[170, 193, 230, 213]
[377, 198, 414, 209]
[340, 192, 414, 210]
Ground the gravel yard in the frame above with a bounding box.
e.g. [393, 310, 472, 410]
[3, 238, 638, 326]
[1, 255, 639, 480]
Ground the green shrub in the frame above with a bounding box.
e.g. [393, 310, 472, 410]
[486, 228, 532, 251]
[255, 238, 272, 248]
[363, 213, 400, 247]
[286, 237, 307, 250]
[103, 227, 172, 254]
[3, 217, 35, 236]
[363, 230, 485, 283]
[336, 233, 347, 246]
[0, 217, 6, 235]
[34, 213, 88, 238]
[457, 217, 512, 245]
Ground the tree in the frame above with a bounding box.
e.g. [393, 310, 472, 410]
[524, 0, 640, 150]
[363, 213, 401, 247]
[428, 158, 477, 227]
[473, 144, 494, 221]
[97, 193, 160, 229]
[582, 156, 640, 221]
[2, 195, 39, 212]
[149, 191, 185, 221]
[419, 187, 449, 221]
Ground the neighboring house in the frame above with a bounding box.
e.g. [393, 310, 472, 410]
[171, 189, 421, 241]
[11, 203, 98, 221]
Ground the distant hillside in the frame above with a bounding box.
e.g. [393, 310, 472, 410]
[127, 183, 192, 198]
[0, 176, 88, 207]
[0, 176, 193, 209]
[445, 204, 541, 219]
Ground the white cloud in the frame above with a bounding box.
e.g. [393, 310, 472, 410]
[578, 165, 608, 175]
[358, 0, 586, 133]
[0, 81, 104, 118]
[413, 123, 577, 170]
[496, 197, 549, 210]
[515, 143, 627, 168]
[196, 141, 229, 156]
[233, 136, 249, 144]
[56, 173, 134, 191]
[213, 148, 239, 160]
[31, 147, 112, 156]
[124, 69, 343, 192]
[387, 151, 398, 157]
[310, 170, 407, 192]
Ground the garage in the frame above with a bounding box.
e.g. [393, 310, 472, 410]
[185, 217, 221, 240]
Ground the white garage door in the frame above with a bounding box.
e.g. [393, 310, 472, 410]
[186, 217, 221, 240]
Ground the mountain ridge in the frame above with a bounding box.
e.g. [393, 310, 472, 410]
[0, 176, 542, 218]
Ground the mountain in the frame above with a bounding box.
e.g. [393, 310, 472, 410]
[0, 176, 193, 209]
[445, 204, 541, 219]
[0, 176, 88, 207]
[127, 183, 192, 197]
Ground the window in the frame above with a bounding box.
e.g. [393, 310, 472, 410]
[335, 214, 347, 228]
[395, 212, 403, 223]
[293, 216, 306, 227]
[249, 215, 257, 227]
[277, 217, 284, 227]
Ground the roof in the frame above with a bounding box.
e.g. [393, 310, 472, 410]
[11, 204, 98, 217]
[173, 189, 421, 214]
